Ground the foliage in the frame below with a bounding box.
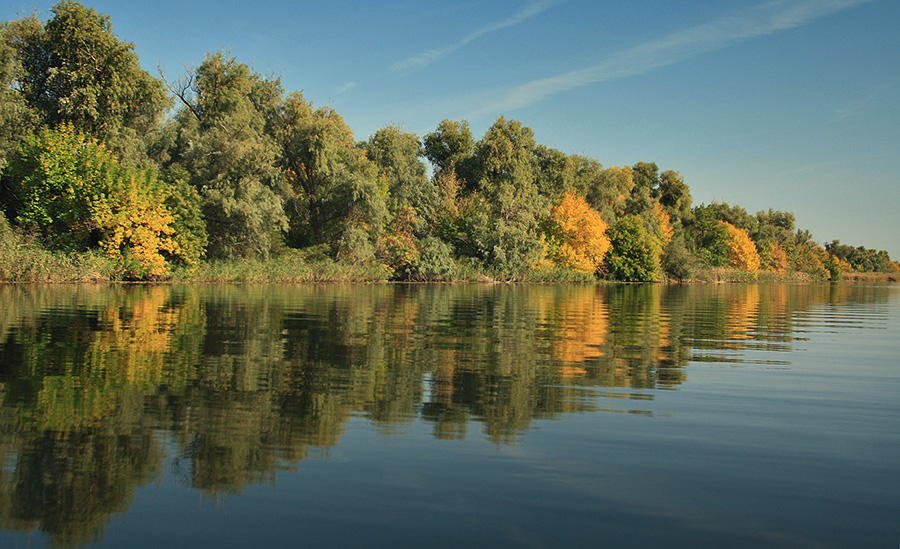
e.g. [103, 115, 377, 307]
[0, 3, 890, 283]
[366, 125, 436, 222]
[376, 206, 419, 279]
[534, 144, 574, 199]
[6, 2, 169, 164]
[466, 116, 548, 274]
[576, 163, 633, 223]
[543, 192, 610, 274]
[825, 240, 896, 273]
[605, 215, 661, 282]
[627, 161, 659, 215]
[757, 240, 789, 272]
[269, 91, 387, 252]
[0, 23, 39, 171]
[753, 208, 796, 246]
[792, 241, 828, 279]
[422, 119, 475, 182]
[168, 53, 287, 259]
[688, 205, 730, 266]
[159, 167, 207, 268]
[661, 234, 696, 280]
[658, 169, 692, 224]
[6, 124, 183, 277]
[722, 221, 760, 272]
[410, 235, 456, 281]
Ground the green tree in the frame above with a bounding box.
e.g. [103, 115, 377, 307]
[0, 22, 39, 173]
[365, 125, 437, 224]
[658, 170, 692, 224]
[627, 161, 659, 214]
[6, 2, 168, 165]
[534, 144, 574, 199]
[467, 116, 547, 274]
[168, 52, 287, 259]
[269, 91, 388, 254]
[6, 124, 191, 277]
[605, 215, 661, 282]
[575, 162, 633, 223]
[688, 205, 730, 266]
[422, 119, 475, 186]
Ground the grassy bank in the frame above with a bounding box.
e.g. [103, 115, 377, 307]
[0, 216, 117, 282]
[841, 272, 899, 283]
[2, 219, 895, 285]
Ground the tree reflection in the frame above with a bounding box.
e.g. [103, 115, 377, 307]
[0, 282, 885, 544]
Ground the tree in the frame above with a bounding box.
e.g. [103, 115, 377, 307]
[365, 125, 437, 224]
[0, 22, 39, 173]
[534, 145, 574, 199]
[722, 221, 760, 272]
[543, 192, 610, 274]
[658, 170, 692, 224]
[168, 52, 287, 259]
[627, 161, 659, 214]
[422, 119, 474, 183]
[605, 215, 661, 282]
[269, 91, 387, 254]
[7, 2, 168, 164]
[465, 116, 547, 274]
[757, 240, 788, 272]
[6, 124, 190, 277]
[575, 163, 633, 223]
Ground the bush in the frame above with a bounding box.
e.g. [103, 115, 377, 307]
[604, 216, 661, 282]
[661, 235, 695, 280]
[411, 236, 456, 281]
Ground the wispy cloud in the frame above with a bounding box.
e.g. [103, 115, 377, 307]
[335, 81, 357, 95]
[474, 0, 873, 116]
[390, 0, 562, 72]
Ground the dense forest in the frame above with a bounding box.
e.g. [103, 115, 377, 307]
[0, 2, 896, 282]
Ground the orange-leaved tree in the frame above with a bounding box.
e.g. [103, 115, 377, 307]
[722, 221, 760, 272]
[543, 192, 610, 274]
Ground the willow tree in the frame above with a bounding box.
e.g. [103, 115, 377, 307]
[269, 92, 387, 258]
[422, 119, 476, 188]
[466, 116, 548, 274]
[5, 1, 169, 165]
[365, 125, 437, 224]
[168, 52, 287, 259]
[0, 23, 38, 172]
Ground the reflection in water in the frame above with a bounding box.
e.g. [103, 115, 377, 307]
[0, 283, 893, 545]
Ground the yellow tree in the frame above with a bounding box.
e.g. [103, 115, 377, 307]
[8, 124, 186, 278]
[544, 192, 610, 273]
[758, 240, 789, 272]
[722, 221, 760, 272]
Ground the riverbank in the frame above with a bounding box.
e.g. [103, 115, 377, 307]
[3, 224, 896, 284]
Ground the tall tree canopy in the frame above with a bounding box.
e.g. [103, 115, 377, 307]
[168, 52, 287, 259]
[270, 91, 387, 255]
[365, 125, 436, 223]
[6, 1, 168, 164]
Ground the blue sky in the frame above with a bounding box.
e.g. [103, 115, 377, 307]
[6, 0, 899, 257]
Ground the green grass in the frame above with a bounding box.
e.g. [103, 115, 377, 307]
[169, 255, 392, 283]
[0, 217, 117, 282]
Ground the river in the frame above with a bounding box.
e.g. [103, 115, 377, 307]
[0, 283, 897, 547]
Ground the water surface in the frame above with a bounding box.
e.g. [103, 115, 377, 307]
[0, 283, 897, 547]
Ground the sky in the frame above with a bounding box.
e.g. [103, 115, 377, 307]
[5, 0, 899, 257]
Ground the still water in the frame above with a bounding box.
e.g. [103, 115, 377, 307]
[0, 283, 897, 547]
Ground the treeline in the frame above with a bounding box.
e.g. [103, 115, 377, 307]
[0, 2, 896, 282]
